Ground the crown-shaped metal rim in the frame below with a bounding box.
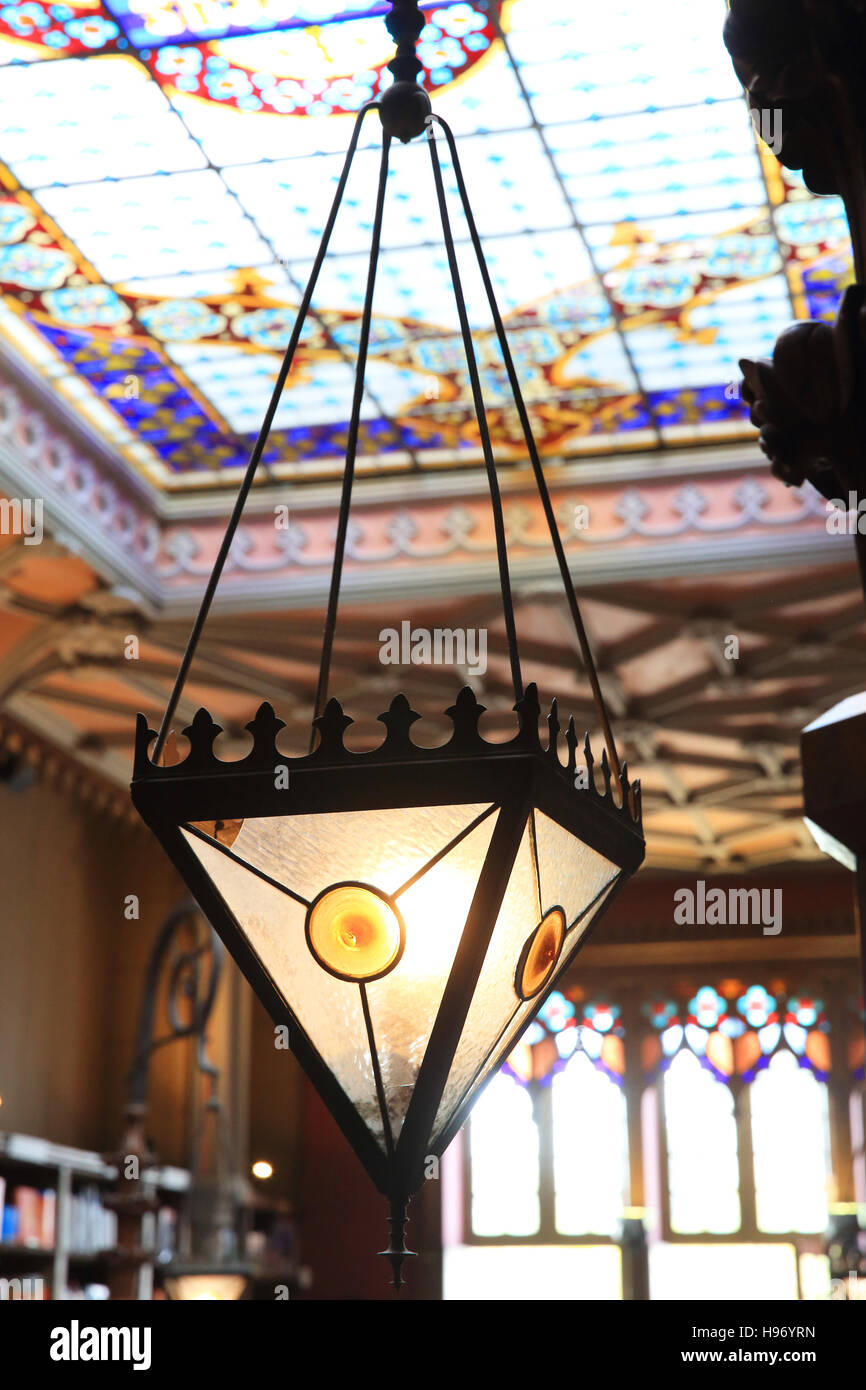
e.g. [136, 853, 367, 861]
[134, 684, 639, 816]
[132, 684, 644, 875]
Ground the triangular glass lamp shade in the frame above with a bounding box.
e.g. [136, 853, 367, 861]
[181, 804, 496, 1153]
[430, 816, 620, 1148]
[132, 686, 644, 1202]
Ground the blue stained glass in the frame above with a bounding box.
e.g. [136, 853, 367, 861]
[583, 1000, 619, 1033]
[758, 1022, 782, 1055]
[685, 1022, 708, 1057]
[0, 0, 854, 489]
[661, 1024, 683, 1057]
[537, 991, 574, 1034]
[802, 256, 849, 323]
[687, 986, 726, 1030]
[787, 995, 824, 1029]
[737, 984, 777, 1028]
[102, 1, 469, 50]
[555, 1026, 580, 1061]
[718, 1016, 746, 1040]
[783, 1022, 807, 1056]
[643, 998, 678, 1029]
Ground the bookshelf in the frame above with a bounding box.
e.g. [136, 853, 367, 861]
[1, 1131, 306, 1299]
[0, 1130, 189, 1300]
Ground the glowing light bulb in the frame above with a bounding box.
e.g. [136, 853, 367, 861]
[251, 1160, 273, 1180]
[516, 907, 565, 999]
[306, 882, 404, 982]
[396, 862, 471, 985]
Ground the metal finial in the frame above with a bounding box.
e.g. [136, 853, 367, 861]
[385, 0, 425, 82]
[379, 1196, 416, 1290]
[380, 1, 432, 142]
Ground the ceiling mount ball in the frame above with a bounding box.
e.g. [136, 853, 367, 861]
[379, 82, 432, 143]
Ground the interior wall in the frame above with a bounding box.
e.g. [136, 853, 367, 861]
[248, 994, 304, 1201]
[0, 774, 188, 1158]
[296, 1082, 442, 1302]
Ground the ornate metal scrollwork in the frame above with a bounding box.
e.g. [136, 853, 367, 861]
[126, 900, 224, 1112]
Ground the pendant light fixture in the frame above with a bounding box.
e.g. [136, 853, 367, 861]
[161, 1075, 253, 1303]
[131, 0, 645, 1289]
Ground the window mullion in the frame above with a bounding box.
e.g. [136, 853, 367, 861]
[532, 1082, 557, 1241]
[825, 978, 856, 1204]
[734, 1078, 758, 1237]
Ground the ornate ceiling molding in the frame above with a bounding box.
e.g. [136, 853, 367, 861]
[0, 355, 846, 618]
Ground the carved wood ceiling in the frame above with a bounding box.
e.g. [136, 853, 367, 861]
[2, 503, 864, 871]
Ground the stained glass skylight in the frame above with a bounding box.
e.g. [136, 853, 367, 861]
[0, 0, 854, 490]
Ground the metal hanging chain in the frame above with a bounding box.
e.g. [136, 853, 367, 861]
[428, 114, 623, 781]
[309, 132, 393, 743]
[427, 124, 524, 705]
[152, 101, 379, 765]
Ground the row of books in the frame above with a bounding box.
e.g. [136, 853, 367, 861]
[64, 1185, 118, 1255]
[0, 1178, 117, 1254]
[0, 1178, 56, 1247]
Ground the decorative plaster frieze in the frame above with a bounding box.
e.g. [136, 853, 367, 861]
[0, 356, 846, 618]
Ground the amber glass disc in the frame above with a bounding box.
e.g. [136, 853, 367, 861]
[515, 907, 566, 1000]
[306, 882, 404, 982]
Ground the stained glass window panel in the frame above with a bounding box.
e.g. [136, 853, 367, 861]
[0, 0, 854, 489]
[469, 1072, 540, 1237]
[0, 56, 205, 185]
[664, 1048, 741, 1235]
[750, 1050, 831, 1234]
[552, 1051, 629, 1236]
[37, 170, 274, 281]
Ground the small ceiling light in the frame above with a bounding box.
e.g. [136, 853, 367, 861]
[132, 0, 645, 1289]
[251, 1160, 274, 1181]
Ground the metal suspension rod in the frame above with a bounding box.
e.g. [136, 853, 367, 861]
[153, 101, 379, 765]
[426, 122, 524, 704]
[429, 113, 622, 781]
[310, 132, 393, 745]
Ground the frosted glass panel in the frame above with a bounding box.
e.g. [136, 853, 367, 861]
[750, 1051, 830, 1233]
[553, 1051, 629, 1235]
[431, 875, 620, 1144]
[230, 803, 491, 901]
[181, 830, 385, 1147]
[430, 819, 538, 1140]
[535, 810, 618, 926]
[470, 1073, 540, 1236]
[365, 814, 497, 1136]
[664, 1049, 741, 1234]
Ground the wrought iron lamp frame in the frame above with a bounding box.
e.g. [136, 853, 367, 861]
[131, 0, 645, 1286]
